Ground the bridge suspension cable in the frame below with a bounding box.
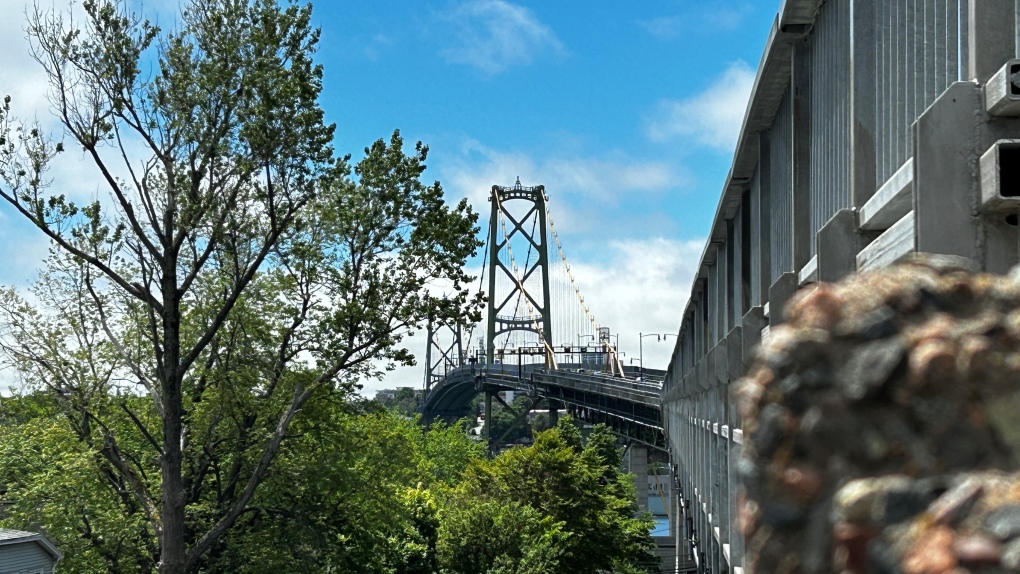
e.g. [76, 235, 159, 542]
[544, 195, 624, 375]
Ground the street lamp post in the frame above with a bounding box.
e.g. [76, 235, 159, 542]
[638, 332, 663, 379]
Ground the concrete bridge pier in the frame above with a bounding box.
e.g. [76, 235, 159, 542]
[626, 445, 648, 511]
[627, 446, 685, 572]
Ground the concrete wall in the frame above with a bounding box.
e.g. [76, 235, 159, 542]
[661, 1, 1020, 572]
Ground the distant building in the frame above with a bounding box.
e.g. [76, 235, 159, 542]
[0, 528, 62, 573]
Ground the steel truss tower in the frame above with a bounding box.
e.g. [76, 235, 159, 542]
[485, 178, 553, 365]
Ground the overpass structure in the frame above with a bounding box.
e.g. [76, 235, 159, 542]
[424, 1, 1020, 572]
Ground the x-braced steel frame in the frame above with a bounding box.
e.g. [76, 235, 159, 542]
[485, 179, 553, 365]
[425, 318, 465, 394]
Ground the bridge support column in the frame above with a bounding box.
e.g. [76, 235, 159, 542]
[547, 398, 559, 427]
[627, 445, 649, 514]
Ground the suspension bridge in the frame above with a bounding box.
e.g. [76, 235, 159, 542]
[420, 177, 690, 572]
[423, 1, 1020, 572]
[421, 177, 665, 445]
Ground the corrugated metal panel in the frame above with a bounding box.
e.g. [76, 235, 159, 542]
[768, 88, 793, 283]
[808, 0, 851, 254]
[874, 0, 964, 188]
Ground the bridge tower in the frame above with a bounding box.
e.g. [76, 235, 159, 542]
[483, 179, 557, 448]
[484, 178, 553, 363]
[424, 319, 463, 394]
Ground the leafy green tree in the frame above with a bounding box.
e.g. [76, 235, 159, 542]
[487, 395, 537, 446]
[377, 387, 422, 417]
[0, 394, 157, 573]
[530, 412, 553, 433]
[415, 418, 486, 485]
[438, 498, 567, 574]
[439, 420, 655, 574]
[0, 1, 480, 572]
[0, 393, 483, 574]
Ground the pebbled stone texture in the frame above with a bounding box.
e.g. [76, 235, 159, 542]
[734, 255, 1020, 573]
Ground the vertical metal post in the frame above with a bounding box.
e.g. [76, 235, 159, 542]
[851, 0, 878, 208]
[639, 332, 644, 379]
[485, 187, 500, 366]
[757, 134, 772, 306]
[456, 326, 463, 367]
[536, 186, 554, 350]
[424, 318, 434, 393]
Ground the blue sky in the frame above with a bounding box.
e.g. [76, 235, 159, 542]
[0, 0, 777, 394]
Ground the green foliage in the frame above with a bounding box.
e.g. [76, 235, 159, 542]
[0, 395, 485, 574]
[377, 387, 422, 417]
[439, 421, 656, 574]
[0, 393, 159, 572]
[1, 0, 482, 571]
[438, 498, 567, 574]
[0, 393, 653, 574]
[0, 0, 655, 571]
[416, 418, 486, 485]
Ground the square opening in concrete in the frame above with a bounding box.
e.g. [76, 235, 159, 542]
[1000, 145, 1020, 197]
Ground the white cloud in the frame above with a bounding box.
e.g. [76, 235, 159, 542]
[438, 0, 564, 74]
[640, 4, 753, 39]
[647, 60, 755, 152]
[568, 237, 703, 370]
[364, 33, 394, 62]
[438, 138, 684, 218]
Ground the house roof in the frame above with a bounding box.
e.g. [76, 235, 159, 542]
[0, 528, 64, 560]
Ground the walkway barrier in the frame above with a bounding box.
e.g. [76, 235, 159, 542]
[662, 1, 1020, 571]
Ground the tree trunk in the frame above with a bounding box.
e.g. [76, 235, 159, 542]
[158, 260, 186, 574]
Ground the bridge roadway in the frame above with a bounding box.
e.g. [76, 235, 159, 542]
[424, 363, 667, 450]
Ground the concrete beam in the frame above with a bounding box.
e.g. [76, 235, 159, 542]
[767, 272, 800, 326]
[713, 339, 729, 386]
[817, 209, 864, 282]
[740, 307, 767, 374]
[857, 212, 915, 272]
[726, 327, 744, 382]
[859, 158, 914, 231]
